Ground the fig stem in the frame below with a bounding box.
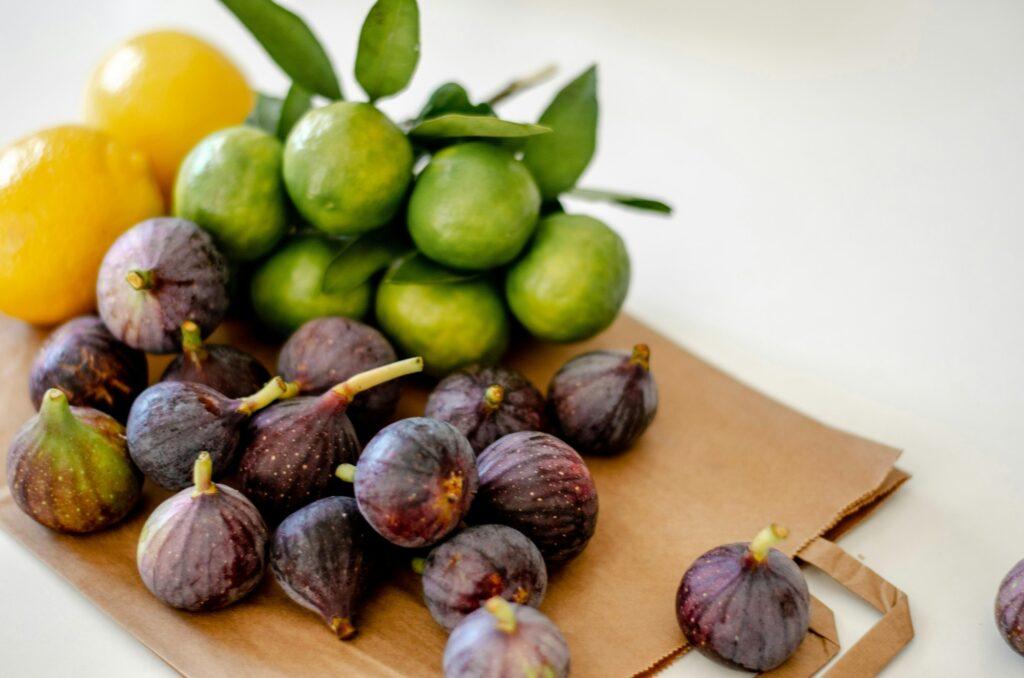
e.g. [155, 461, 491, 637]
[329, 616, 356, 640]
[484, 596, 517, 634]
[180, 321, 206, 362]
[39, 388, 75, 429]
[281, 381, 301, 399]
[236, 377, 288, 415]
[481, 384, 504, 413]
[335, 463, 357, 483]
[411, 557, 427, 575]
[749, 523, 789, 563]
[191, 452, 217, 497]
[630, 343, 651, 371]
[126, 269, 155, 291]
[330, 357, 424, 402]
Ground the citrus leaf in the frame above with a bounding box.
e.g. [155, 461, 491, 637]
[355, 0, 420, 101]
[569, 187, 673, 214]
[276, 83, 313, 140]
[408, 114, 550, 140]
[382, 253, 481, 285]
[246, 92, 284, 135]
[416, 82, 493, 122]
[322, 231, 412, 293]
[219, 0, 342, 100]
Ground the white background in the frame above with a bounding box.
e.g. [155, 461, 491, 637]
[1, 0, 1021, 675]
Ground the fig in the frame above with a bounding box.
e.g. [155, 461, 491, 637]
[97, 217, 230, 353]
[474, 432, 598, 564]
[127, 377, 287, 490]
[160, 320, 270, 398]
[424, 365, 546, 454]
[29, 315, 148, 421]
[238, 357, 424, 523]
[6, 388, 143, 533]
[547, 343, 658, 456]
[417, 524, 547, 631]
[336, 417, 478, 548]
[996, 558, 1024, 656]
[271, 496, 384, 639]
[277, 316, 401, 438]
[675, 524, 810, 672]
[443, 597, 570, 678]
[137, 452, 268, 611]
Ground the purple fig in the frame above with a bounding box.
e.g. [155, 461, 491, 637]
[271, 496, 384, 639]
[336, 417, 478, 548]
[7, 388, 143, 533]
[238, 357, 424, 523]
[160, 320, 270, 398]
[676, 524, 810, 672]
[127, 377, 287, 490]
[277, 316, 400, 438]
[97, 217, 230, 353]
[443, 597, 570, 678]
[996, 558, 1024, 656]
[137, 452, 268, 611]
[474, 432, 598, 564]
[417, 524, 547, 630]
[425, 365, 546, 454]
[547, 343, 658, 456]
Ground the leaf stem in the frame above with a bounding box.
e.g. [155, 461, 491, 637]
[486, 63, 558, 107]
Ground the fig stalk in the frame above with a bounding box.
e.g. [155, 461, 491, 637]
[481, 384, 504, 413]
[237, 377, 289, 415]
[749, 523, 789, 563]
[125, 268, 155, 291]
[411, 557, 427, 575]
[330, 616, 356, 640]
[335, 463, 357, 483]
[40, 388, 76, 429]
[191, 452, 216, 497]
[330, 356, 423, 403]
[630, 342, 651, 370]
[180, 320, 207, 361]
[485, 596, 517, 633]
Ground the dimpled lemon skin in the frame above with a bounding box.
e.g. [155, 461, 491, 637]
[506, 213, 630, 343]
[408, 142, 541, 271]
[0, 126, 163, 325]
[284, 102, 413, 237]
[84, 30, 253, 200]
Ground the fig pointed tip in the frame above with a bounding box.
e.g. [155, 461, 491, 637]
[329, 616, 357, 640]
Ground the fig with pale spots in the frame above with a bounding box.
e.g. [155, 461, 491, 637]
[160, 320, 270, 398]
[996, 558, 1024, 657]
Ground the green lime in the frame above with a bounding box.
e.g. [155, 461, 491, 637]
[250, 234, 372, 335]
[283, 102, 413, 236]
[506, 213, 630, 342]
[173, 125, 287, 261]
[407, 142, 540, 270]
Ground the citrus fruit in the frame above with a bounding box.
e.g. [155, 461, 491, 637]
[84, 30, 253, 200]
[0, 125, 163, 325]
[283, 102, 413, 236]
[173, 126, 287, 261]
[408, 142, 540, 271]
[506, 213, 630, 342]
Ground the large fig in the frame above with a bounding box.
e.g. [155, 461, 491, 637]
[996, 558, 1024, 656]
[7, 389, 143, 533]
[474, 432, 598, 564]
[160, 320, 270, 398]
[676, 524, 810, 672]
[137, 453, 268, 611]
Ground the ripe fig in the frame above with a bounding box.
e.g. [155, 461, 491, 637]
[29, 315, 147, 421]
[271, 496, 384, 639]
[238, 357, 424, 523]
[127, 377, 287, 490]
[277, 316, 401, 438]
[424, 365, 546, 454]
[160, 320, 270, 398]
[443, 597, 570, 678]
[97, 217, 230, 353]
[474, 432, 598, 564]
[996, 558, 1024, 656]
[6, 388, 143, 533]
[547, 343, 658, 456]
[137, 453, 268, 611]
[336, 417, 478, 548]
[676, 524, 810, 672]
[417, 524, 547, 631]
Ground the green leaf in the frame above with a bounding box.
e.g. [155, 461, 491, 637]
[569, 187, 673, 214]
[322, 230, 411, 293]
[276, 83, 314, 140]
[522, 64, 598, 199]
[382, 253, 481, 285]
[355, 0, 420, 101]
[246, 92, 284, 135]
[219, 0, 342, 99]
[408, 114, 550, 140]
[416, 82, 494, 122]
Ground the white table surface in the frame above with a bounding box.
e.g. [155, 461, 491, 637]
[2, 0, 1021, 675]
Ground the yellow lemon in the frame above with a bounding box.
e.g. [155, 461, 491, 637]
[0, 125, 164, 325]
[84, 30, 253, 200]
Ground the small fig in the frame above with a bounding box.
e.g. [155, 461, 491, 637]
[547, 343, 658, 456]
[474, 432, 598, 564]
[996, 558, 1024, 656]
[7, 389, 143, 533]
[29, 315, 148, 421]
[424, 366, 546, 454]
[97, 217, 230, 353]
[443, 597, 570, 678]
[271, 496, 384, 639]
[418, 524, 547, 631]
[676, 524, 810, 672]
[127, 377, 287, 490]
[137, 453, 268, 611]
[336, 417, 478, 548]
[160, 320, 270, 398]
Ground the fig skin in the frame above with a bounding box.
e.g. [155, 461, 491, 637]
[474, 432, 598, 564]
[424, 365, 546, 454]
[676, 524, 810, 672]
[29, 315, 148, 422]
[7, 389, 143, 533]
[160, 320, 270, 398]
[996, 558, 1024, 656]
[547, 343, 658, 456]
[443, 597, 570, 678]
[97, 217, 230, 354]
[421, 524, 547, 631]
[137, 453, 268, 611]
[271, 496, 384, 639]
